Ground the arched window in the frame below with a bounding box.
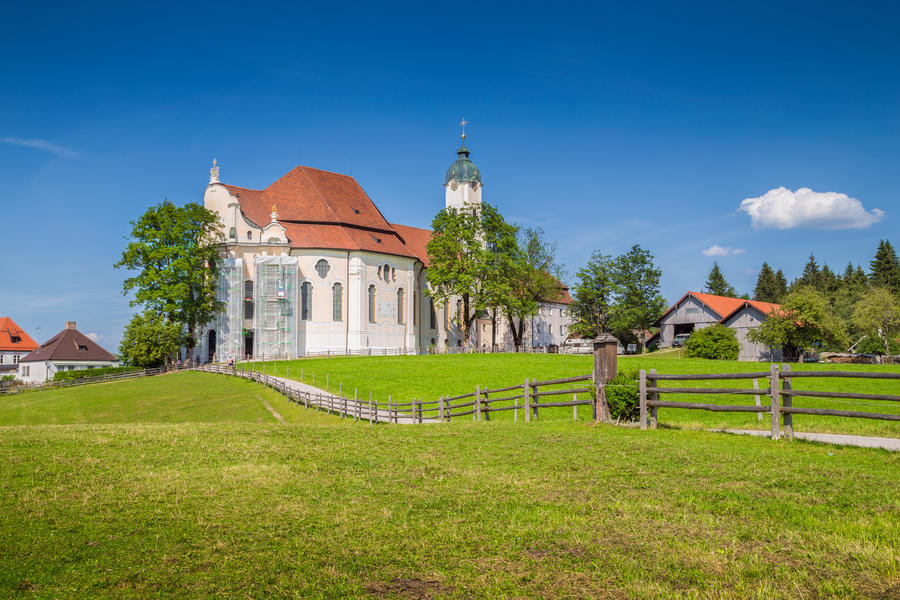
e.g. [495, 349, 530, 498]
[413, 291, 418, 326]
[383, 264, 391, 282]
[301, 282, 312, 321]
[429, 298, 436, 330]
[316, 259, 330, 279]
[397, 288, 405, 324]
[444, 303, 450, 329]
[244, 280, 254, 319]
[332, 283, 343, 321]
[368, 285, 376, 323]
[456, 299, 463, 324]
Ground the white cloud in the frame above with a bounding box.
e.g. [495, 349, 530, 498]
[86, 332, 102, 342]
[702, 244, 746, 257]
[739, 187, 884, 230]
[1, 137, 79, 158]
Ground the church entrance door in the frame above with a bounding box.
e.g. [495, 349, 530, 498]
[244, 332, 254, 360]
[207, 330, 216, 363]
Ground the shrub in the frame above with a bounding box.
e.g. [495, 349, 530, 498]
[855, 335, 900, 356]
[53, 366, 141, 382]
[684, 325, 739, 360]
[605, 369, 640, 422]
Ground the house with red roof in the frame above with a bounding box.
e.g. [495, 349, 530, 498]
[197, 132, 573, 361]
[654, 292, 782, 361]
[0, 317, 38, 377]
[18, 321, 118, 383]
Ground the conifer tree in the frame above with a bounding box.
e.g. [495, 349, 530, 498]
[797, 254, 821, 289]
[705, 262, 736, 297]
[754, 262, 780, 302]
[870, 240, 900, 293]
[774, 269, 788, 302]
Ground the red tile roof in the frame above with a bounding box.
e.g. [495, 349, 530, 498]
[20, 324, 117, 363]
[0, 317, 38, 352]
[547, 285, 573, 305]
[390, 223, 433, 267]
[656, 291, 780, 325]
[224, 166, 419, 260]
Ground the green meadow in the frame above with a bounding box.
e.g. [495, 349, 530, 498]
[245, 353, 900, 437]
[1, 368, 898, 598]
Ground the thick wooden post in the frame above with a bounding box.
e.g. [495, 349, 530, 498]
[649, 368, 658, 429]
[524, 378, 531, 423]
[782, 364, 793, 440]
[573, 394, 578, 420]
[592, 334, 619, 423]
[769, 364, 780, 440]
[639, 369, 648, 430]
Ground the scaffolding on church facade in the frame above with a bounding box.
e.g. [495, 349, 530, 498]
[254, 256, 298, 359]
[215, 257, 243, 362]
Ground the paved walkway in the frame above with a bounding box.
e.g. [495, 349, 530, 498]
[717, 429, 900, 451]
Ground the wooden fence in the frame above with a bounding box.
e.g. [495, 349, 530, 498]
[640, 364, 900, 439]
[0, 365, 182, 396]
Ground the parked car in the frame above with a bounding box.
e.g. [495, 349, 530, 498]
[672, 333, 691, 347]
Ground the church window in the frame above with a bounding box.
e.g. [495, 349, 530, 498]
[229, 227, 236, 240]
[397, 288, 405, 325]
[413, 291, 418, 326]
[246, 231, 252, 240]
[267, 237, 280, 243]
[368, 285, 376, 323]
[332, 283, 343, 321]
[301, 282, 312, 321]
[377, 265, 382, 279]
[444, 303, 450, 329]
[244, 280, 254, 319]
[391, 267, 396, 282]
[383, 264, 391, 282]
[429, 298, 436, 330]
[456, 299, 463, 324]
[315, 259, 330, 279]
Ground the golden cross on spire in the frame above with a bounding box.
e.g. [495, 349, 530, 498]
[460, 117, 467, 140]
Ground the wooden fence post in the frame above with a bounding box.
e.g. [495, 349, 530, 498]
[475, 385, 481, 421]
[514, 395, 519, 421]
[439, 395, 445, 421]
[573, 393, 578, 420]
[782, 364, 793, 440]
[389, 394, 394, 424]
[592, 334, 618, 423]
[369, 390, 374, 424]
[532, 381, 539, 420]
[639, 369, 648, 430]
[483, 389, 490, 421]
[524, 378, 531, 423]
[753, 378, 762, 422]
[355, 388, 359, 421]
[649, 368, 658, 429]
[769, 364, 780, 440]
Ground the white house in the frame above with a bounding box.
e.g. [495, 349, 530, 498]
[18, 321, 118, 383]
[197, 132, 572, 362]
[0, 317, 38, 378]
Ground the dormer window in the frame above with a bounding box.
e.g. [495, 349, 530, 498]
[78, 344, 89, 352]
[10, 335, 20, 343]
[353, 208, 360, 214]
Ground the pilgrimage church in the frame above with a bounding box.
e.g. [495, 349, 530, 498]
[199, 128, 572, 362]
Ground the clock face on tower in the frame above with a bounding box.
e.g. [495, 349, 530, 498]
[471, 181, 478, 191]
[450, 180, 458, 191]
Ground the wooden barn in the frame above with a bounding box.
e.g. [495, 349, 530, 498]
[654, 292, 781, 361]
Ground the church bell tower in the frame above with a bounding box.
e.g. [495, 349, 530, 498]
[444, 118, 483, 210]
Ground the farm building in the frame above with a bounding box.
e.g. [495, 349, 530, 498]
[654, 292, 781, 361]
[18, 321, 118, 383]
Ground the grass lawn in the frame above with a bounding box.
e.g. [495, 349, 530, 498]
[0, 371, 340, 426]
[243, 354, 900, 437]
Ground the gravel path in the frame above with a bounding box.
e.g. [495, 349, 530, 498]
[719, 429, 900, 451]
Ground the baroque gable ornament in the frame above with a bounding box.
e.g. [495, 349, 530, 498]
[209, 157, 220, 184]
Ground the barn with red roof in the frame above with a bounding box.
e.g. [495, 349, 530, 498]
[654, 291, 782, 361]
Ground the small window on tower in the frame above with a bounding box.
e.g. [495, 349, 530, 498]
[246, 231, 252, 240]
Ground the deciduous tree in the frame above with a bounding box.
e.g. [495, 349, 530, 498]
[609, 245, 665, 352]
[119, 311, 184, 367]
[852, 287, 900, 360]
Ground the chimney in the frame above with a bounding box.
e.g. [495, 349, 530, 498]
[65, 321, 77, 330]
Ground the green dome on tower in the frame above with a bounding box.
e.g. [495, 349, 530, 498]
[444, 142, 482, 186]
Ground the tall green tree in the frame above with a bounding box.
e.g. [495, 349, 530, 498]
[852, 287, 900, 359]
[705, 262, 736, 297]
[426, 203, 518, 345]
[119, 311, 185, 367]
[870, 239, 900, 293]
[500, 227, 563, 348]
[774, 269, 788, 301]
[115, 200, 224, 358]
[748, 287, 849, 362]
[609, 244, 665, 352]
[568, 251, 616, 339]
[796, 253, 821, 290]
[754, 262, 781, 302]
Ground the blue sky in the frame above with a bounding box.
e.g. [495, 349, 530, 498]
[1, 1, 898, 350]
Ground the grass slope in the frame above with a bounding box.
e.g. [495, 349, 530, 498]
[2, 419, 897, 598]
[245, 354, 900, 437]
[0, 372, 339, 426]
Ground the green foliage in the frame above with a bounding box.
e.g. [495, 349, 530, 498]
[684, 324, 740, 360]
[855, 335, 900, 356]
[755, 263, 784, 303]
[852, 287, 900, 358]
[569, 245, 664, 346]
[605, 369, 640, 421]
[426, 203, 518, 343]
[870, 239, 900, 293]
[119, 311, 184, 367]
[748, 287, 849, 358]
[52, 366, 141, 382]
[705, 261, 736, 297]
[115, 200, 224, 354]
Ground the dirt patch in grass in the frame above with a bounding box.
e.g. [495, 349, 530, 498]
[365, 577, 455, 599]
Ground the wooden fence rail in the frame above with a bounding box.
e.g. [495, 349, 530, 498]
[640, 364, 900, 439]
[0, 364, 182, 395]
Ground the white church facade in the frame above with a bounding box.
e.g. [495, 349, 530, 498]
[197, 135, 572, 363]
